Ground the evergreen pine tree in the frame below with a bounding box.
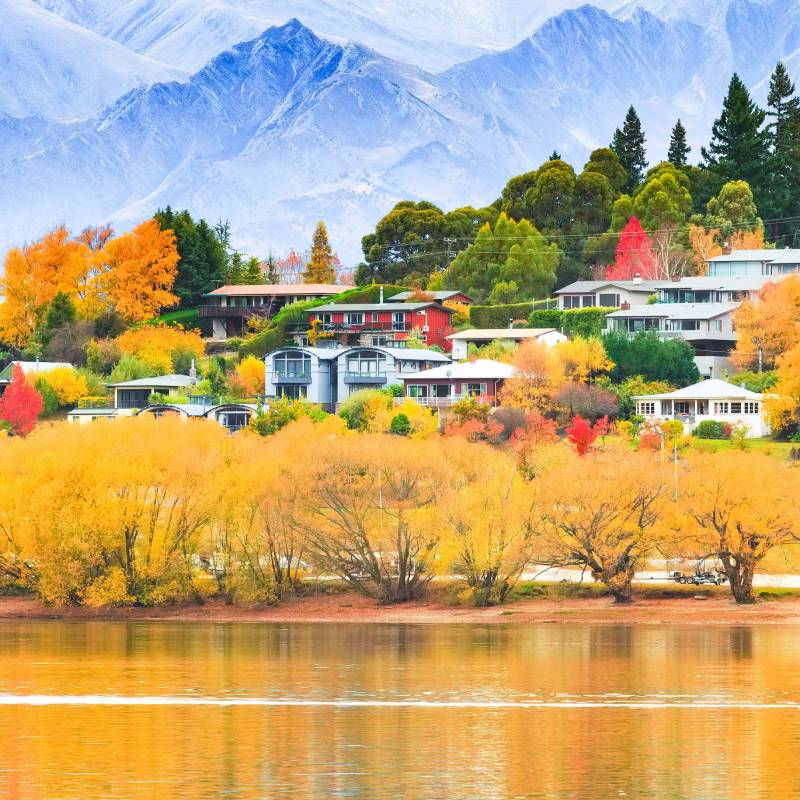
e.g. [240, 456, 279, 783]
[701, 73, 770, 209]
[229, 252, 245, 284]
[264, 252, 280, 283]
[667, 119, 691, 167]
[549, 150, 562, 161]
[243, 257, 264, 284]
[303, 221, 336, 283]
[764, 62, 800, 232]
[610, 106, 648, 193]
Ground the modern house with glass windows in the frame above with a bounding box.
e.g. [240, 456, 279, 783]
[446, 328, 566, 359]
[605, 303, 738, 378]
[653, 276, 769, 304]
[264, 345, 450, 411]
[706, 249, 800, 277]
[633, 379, 769, 438]
[402, 359, 514, 408]
[304, 302, 454, 349]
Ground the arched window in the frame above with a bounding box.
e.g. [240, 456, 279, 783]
[345, 349, 388, 377]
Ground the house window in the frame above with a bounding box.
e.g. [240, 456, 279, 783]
[274, 352, 310, 379]
[713, 402, 729, 414]
[730, 402, 742, 414]
[432, 384, 451, 398]
[392, 312, 406, 331]
[638, 401, 656, 415]
[371, 312, 380, 322]
[710, 319, 723, 332]
[321, 313, 333, 325]
[674, 401, 690, 415]
[744, 401, 759, 414]
[407, 385, 428, 399]
[345, 312, 364, 326]
[598, 293, 620, 307]
[346, 350, 387, 377]
[465, 383, 487, 397]
[562, 294, 594, 309]
[277, 385, 307, 400]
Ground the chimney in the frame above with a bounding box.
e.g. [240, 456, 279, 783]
[189, 359, 197, 384]
[632, 273, 642, 285]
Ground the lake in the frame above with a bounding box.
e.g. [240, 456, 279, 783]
[0, 622, 799, 799]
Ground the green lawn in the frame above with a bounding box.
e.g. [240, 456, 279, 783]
[155, 309, 199, 327]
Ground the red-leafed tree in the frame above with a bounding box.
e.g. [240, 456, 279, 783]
[566, 414, 609, 456]
[605, 216, 658, 281]
[0, 364, 44, 436]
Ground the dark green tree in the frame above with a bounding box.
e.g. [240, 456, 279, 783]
[583, 148, 627, 196]
[667, 119, 691, 167]
[611, 106, 648, 193]
[44, 292, 76, 332]
[603, 330, 700, 387]
[154, 207, 228, 307]
[243, 257, 264, 284]
[701, 74, 769, 209]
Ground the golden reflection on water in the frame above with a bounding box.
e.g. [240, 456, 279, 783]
[0, 623, 799, 799]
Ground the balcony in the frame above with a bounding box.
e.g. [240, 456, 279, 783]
[408, 394, 499, 409]
[311, 320, 407, 333]
[272, 370, 312, 385]
[199, 305, 271, 319]
[344, 371, 388, 385]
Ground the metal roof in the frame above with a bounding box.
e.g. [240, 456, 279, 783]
[555, 280, 662, 294]
[204, 284, 345, 297]
[308, 302, 447, 313]
[447, 328, 560, 340]
[107, 374, 196, 389]
[388, 290, 474, 302]
[267, 345, 450, 362]
[633, 379, 762, 402]
[607, 303, 738, 320]
[653, 276, 771, 291]
[405, 359, 514, 381]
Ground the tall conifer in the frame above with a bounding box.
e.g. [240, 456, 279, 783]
[667, 119, 691, 167]
[610, 106, 648, 193]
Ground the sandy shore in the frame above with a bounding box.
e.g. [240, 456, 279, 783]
[3, 592, 800, 625]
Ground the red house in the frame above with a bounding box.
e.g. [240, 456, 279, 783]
[402, 359, 514, 407]
[306, 302, 454, 349]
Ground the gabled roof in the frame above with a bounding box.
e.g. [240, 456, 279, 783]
[447, 328, 561, 341]
[107, 374, 196, 389]
[0, 360, 72, 382]
[707, 249, 800, 264]
[556, 280, 662, 294]
[388, 290, 474, 302]
[633, 379, 762, 402]
[607, 303, 738, 320]
[405, 359, 514, 381]
[267, 345, 450, 362]
[308, 302, 450, 313]
[204, 284, 345, 297]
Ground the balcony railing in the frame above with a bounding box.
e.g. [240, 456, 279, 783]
[199, 305, 271, 319]
[272, 370, 312, 384]
[407, 394, 498, 409]
[344, 371, 388, 385]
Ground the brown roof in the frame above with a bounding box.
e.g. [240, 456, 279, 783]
[205, 284, 346, 297]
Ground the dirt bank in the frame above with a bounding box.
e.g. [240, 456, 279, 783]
[4, 592, 800, 625]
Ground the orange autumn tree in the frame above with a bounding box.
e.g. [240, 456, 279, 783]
[0, 226, 91, 345]
[687, 226, 766, 275]
[115, 324, 205, 375]
[234, 355, 266, 397]
[498, 339, 565, 414]
[731, 275, 800, 370]
[92, 220, 179, 322]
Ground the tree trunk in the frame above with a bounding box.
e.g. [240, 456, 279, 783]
[725, 563, 755, 604]
[598, 567, 635, 604]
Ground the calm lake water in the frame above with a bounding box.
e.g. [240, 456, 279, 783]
[1, 622, 799, 799]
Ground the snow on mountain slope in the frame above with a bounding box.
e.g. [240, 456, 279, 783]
[31, 0, 620, 72]
[1, 0, 183, 119]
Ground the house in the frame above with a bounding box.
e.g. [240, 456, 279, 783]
[264, 345, 450, 411]
[134, 401, 257, 433]
[0, 360, 72, 395]
[707, 249, 800, 277]
[388, 290, 475, 305]
[447, 328, 567, 360]
[654, 275, 772, 305]
[555, 279, 661, 310]
[200, 284, 346, 339]
[633, 379, 769, 438]
[605, 303, 738, 378]
[305, 302, 454, 349]
[402, 359, 514, 408]
[66, 408, 132, 425]
[106, 374, 198, 409]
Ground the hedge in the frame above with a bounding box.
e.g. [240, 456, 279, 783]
[561, 307, 618, 337]
[238, 284, 408, 358]
[470, 299, 556, 328]
[528, 309, 563, 328]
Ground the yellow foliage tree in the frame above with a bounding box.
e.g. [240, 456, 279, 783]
[688, 225, 766, 275]
[235, 355, 265, 397]
[764, 343, 800, 434]
[391, 400, 438, 439]
[498, 339, 565, 413]
[92, 220, 179, 322]
[35, 367, 89, 407]
[555, 336, 614, 382]
[731, 275, 800, 370]
[115, 324, 205, 374]
[677, 453, 800, 603]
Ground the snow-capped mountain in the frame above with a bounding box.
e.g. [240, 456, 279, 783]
[1, 0, 183, 119]
[3, 1, 800, 263]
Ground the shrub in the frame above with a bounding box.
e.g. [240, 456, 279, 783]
[616, 419, 635, 440]
[554, 382, 619, 422]
[728, 371, 778, 393]
[338, 389, 392, 431]
[562, 307, 617, 338]
[450, 395, 490, 425]
[80, 567, 134, 608]
[470, 302, 537, 328]
[250, 399, 327, 436]
[77, 396, 110, 409]
[730, 421, 750, 450]
[528, 309, 563, 328]
[694, 420, 725, 439]
[661, 419, 684, 446]
[389, 413, 411, 436]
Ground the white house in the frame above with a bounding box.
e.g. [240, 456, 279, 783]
[707, 249, 800, 277]
[264, 345, 451, 411]
[633, 379, 769, 438]
[106, 374, 198, 409]
[447, 328, 566, 360]
[554, 279, 662, 310]
[402, 359, 514, 407]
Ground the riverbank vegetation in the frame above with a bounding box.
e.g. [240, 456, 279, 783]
[1, 415, 798, 610]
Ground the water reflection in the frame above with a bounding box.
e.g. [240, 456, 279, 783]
[0, 623, 799, 799]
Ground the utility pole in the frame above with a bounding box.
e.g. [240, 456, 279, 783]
[752, 336, 764, 373]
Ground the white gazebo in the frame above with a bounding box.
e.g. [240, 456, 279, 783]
[633, 379, 769, 438]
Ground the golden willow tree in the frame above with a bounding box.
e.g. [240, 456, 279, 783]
[302, 221, 336, 284]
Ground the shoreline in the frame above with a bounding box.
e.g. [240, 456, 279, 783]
[4, 592, 800, 625]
